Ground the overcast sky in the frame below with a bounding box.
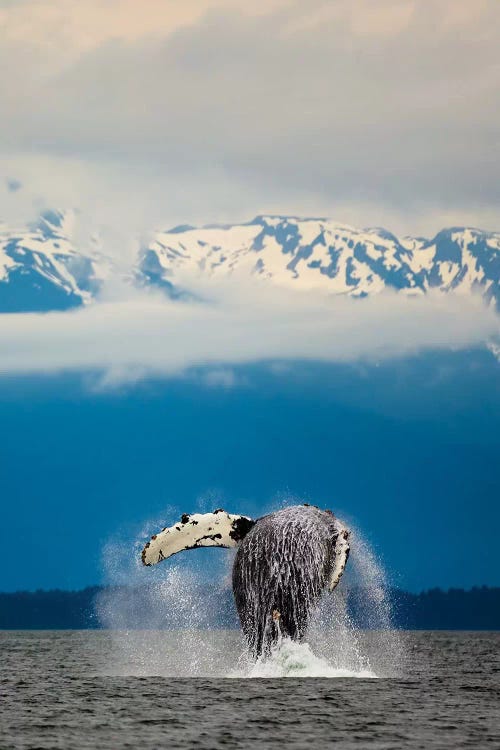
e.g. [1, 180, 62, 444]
[1, 0, 500, 237]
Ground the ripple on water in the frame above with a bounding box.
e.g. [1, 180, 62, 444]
[1, 631, 499, 750]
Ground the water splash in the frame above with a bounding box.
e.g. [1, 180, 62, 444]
[306, 523, 406, 677]
[97, 511, 405, 678]
[97, 559, 235, 676]
[244, 639, 377, 678]
[233, 613, 377, 678]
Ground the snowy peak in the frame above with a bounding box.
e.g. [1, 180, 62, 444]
[30, 209, 77, 239]
[139, 216, 500, 306]
[0, 212, 498, 312]
[0, 210, 111, 313]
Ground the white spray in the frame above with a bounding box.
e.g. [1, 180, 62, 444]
[98, 512, 405, 678]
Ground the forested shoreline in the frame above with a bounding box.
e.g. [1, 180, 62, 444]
[1, 585, 498, 630]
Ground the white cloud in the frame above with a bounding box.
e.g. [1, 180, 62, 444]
[0, 283, 497, 385]
[199, 368, 242, 388]
[0, 0, 499, 236]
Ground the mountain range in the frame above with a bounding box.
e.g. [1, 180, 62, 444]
[1, 212, 499, 595]
[1, 211, 499, 313]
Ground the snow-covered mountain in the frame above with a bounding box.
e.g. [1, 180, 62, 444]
[139, 215, 500, 306]
[0, 210, 111, 313]
[1, 212, 499, 312]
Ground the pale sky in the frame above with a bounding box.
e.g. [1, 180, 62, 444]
[1, 0, 500, 237]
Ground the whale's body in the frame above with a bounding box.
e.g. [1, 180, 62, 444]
[142, 503, 349, 658]
[233, 505, 343, 657]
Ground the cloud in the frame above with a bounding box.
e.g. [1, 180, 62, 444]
[0, 283, 497, 385]
[5, 178, 21, 193]
[0, 0, 499, 236]
[199, 368, 242, 388]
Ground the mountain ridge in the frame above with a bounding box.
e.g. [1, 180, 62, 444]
[1, 211, 498, 312]
[0, 209, 112, 313]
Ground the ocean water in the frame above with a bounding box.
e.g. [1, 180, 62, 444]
[1, 629, 499, 749]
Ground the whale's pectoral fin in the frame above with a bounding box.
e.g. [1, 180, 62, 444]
[141, 510, 255, 566]
[328, 518, 350, 591]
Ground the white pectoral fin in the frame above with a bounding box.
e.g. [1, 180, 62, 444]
[328, 518, 350, 591]
[141, 510, 255, 566]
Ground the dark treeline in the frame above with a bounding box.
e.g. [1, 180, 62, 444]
[390, 587, 500, 630]
[0, 585, 499, 630]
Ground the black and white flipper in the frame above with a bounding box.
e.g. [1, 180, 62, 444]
[141, 510, 255, 566]
[328, 517, 350, 591]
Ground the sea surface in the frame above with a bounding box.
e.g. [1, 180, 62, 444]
[1, 630, 499, 749]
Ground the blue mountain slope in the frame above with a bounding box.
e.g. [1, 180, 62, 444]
[0, 351, 498, 593]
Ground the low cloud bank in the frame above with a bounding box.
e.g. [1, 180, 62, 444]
[0, 283, 498, 385]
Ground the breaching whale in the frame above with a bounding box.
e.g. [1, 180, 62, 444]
[141, 504, 350, 658]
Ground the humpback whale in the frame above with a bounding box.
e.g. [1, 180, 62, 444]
[142, 504, 350, 658]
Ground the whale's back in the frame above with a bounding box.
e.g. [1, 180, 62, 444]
[232, 505, 339, 657]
